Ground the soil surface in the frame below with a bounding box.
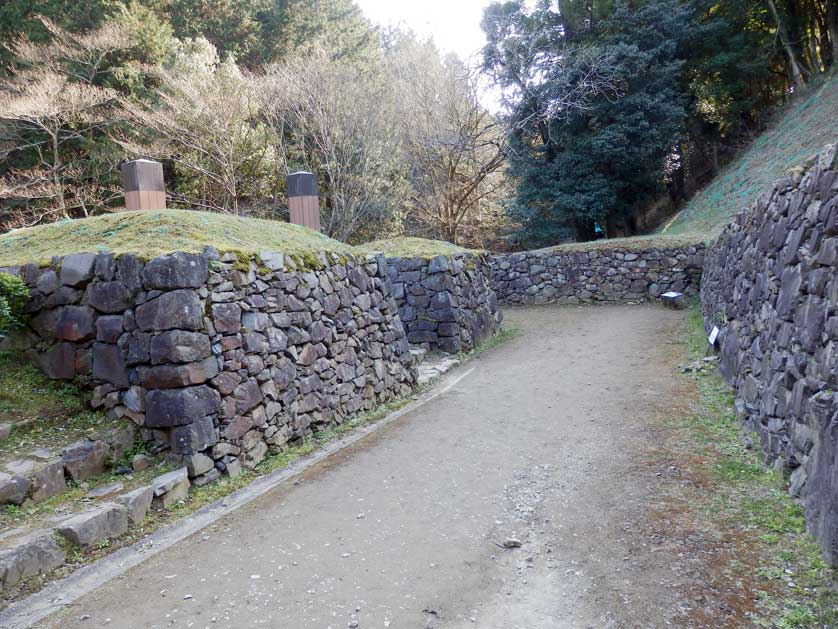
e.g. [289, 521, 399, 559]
[39, 304, 699, 628]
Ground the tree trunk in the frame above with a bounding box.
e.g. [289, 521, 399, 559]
[51, 131, 67, 219]
[766, 0, 807, 88]
[828, 0, 838, 69]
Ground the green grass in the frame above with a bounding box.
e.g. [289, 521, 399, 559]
[670, 306, 838, 627]
[0, 212, 491, 267]
[0, 209, 352, 267]
[355, 236, 475, 258]
[0, 351, 115, 462]
[663, 74, 838, 237]
[535, 232, 709, 253]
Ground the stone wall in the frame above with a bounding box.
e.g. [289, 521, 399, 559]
[1, 249, 416, 484]
[385, 253, 502, 353]
[491, 243, 706, 305]
[701, 144, 838, 563]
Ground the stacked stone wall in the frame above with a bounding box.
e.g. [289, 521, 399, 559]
[491, 244, 705, 305]
[701, 144, 838, 563]
[1, 249, 416, 484]
[385, 253, 502, 353]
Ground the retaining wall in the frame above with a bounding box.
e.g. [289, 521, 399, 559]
[701, 144, 838, 563]
[2, 249, 416, 483]
[491, 243, 705, 305]
[386, 253, 502, 353]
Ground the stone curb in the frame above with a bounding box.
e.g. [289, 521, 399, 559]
[0, 366, 475, 629]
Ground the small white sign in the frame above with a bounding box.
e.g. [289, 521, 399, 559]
[661, 291, 683, 298]
[708, 326, 720, 346]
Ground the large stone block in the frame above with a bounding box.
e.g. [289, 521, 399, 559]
[151, 467, 190, 506]
[30, 461, 66, 503]
[116, 485, 153, 525]
[56, 502, 128, 547]
[135, 289, 204, 331]
[0, 530, 65, 590]
[142, 252, 208, 290]
[62, 440, 111, 482]
[144, 385, 220, 428]
[150, 330, 212, 364]
[211, 302, 242, 334]
[0, 473, 30, 506]
[60, 253, 97, 287]
[86, 281, 131, 313]
[55, 305, 95, 341]
[92, 343, 128, 386]
[137, 356, 219, 389]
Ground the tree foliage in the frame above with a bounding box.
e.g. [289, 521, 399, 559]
[483, 0, 836, 245]
[0, 273, 29, 335]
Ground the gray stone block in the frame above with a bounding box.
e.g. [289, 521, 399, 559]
[116, 485, 154, 525]
[0, 530, 65, 590]
[56, 502, 129, 547]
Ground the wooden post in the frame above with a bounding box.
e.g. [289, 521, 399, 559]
[122, 159, 166, 211]
[287, 171, 321, 232]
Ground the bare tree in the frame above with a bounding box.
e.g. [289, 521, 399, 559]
[0, 17, 129, 226]
[260, 47, 407, 241]
[0, 71, 119, 224]
[121, 38, 274, 214]
[388, 36, 506, 244]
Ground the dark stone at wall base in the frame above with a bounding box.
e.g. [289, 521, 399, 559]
[39, 342, 77, 380]
[145, 385, 221, 428]
[62, 440, 110, 482]
[92, 343, 128, 386]
[170, 415, 218, 454]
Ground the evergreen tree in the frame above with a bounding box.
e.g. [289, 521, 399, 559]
[485, 0, 690, 245]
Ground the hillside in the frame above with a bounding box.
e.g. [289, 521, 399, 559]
[663, 74, 838, 237]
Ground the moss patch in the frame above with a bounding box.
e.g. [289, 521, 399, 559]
[533, 233, 707, 254]
[0, 209, 352, 267]
[355, 236, 477, 259]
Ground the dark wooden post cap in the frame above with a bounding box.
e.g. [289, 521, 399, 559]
[122, 159, 166, 211]
[122, 159, 164, 192]
[287, 171, 318, 198]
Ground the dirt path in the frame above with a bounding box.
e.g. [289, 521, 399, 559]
[39, 305, 697, 629]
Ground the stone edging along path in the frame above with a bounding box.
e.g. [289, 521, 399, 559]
[0, 365, 474, 629]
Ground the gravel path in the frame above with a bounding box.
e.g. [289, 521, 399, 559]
[40, 304, 693, 628]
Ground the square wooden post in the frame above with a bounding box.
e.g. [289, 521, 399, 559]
[287, 171, 321, 232]
[122, 159, 166, 211]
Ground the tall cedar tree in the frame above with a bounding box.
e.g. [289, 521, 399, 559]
[485, 0, 689, 245]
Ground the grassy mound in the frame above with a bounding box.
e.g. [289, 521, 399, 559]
[0, 209, 351, 267]
[534, 233, 707, 254]
[663, 74, 838, 237]
[356, 236, 474, 258]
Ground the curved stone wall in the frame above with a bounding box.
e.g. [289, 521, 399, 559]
[491, 243, 705, 305]
[386, 253, 502, 353]
[2, 249, 416, 483]
[701, 144, 838, 563]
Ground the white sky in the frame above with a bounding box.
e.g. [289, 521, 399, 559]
[355, 0, 495, 66]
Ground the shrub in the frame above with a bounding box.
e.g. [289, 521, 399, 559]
[0, 273, 29, 335]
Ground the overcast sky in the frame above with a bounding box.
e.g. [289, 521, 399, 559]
[354, 0, 495, 66]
